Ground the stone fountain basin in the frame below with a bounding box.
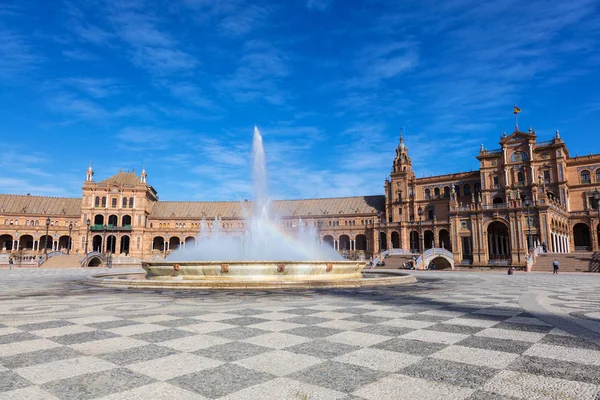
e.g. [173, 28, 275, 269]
[142, 260, 364, 281]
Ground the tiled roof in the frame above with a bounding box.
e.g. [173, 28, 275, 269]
[98, 171, 141, 186]
[0, 194, 81, 216]
[149, 195, 385, 219]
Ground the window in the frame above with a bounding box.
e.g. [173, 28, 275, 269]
[493, 176, 499, 186]
[424, 189, 431, 200]
[427, 207, 434, 220]
[474, 183, 481, 193]
[517, 171, 525, 183]
[543, 170, 551, 183]
[454, 185, 460, 197]
[443, 186, 450, 198]
[129, 198, 134, 208]
[95, 196, 100, 207]
[35, 220, 39, 226]
[581, 170, 591, 184]
[510, 151, 528, 163]
[101, 197, 107, 207]
[434, 188, 440, 198]
[122, 197, 127, 208]
[111, 198, 117, 208]
[596, 169, 600, 183]
[464, 184, 471, 195]
[558, 164, 564, 180]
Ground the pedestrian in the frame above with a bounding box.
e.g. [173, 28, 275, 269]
[8, 257, 13, 270]
[507, 266, 514, 275]
[553, 258, 559, 274]
[542, 242, 547, 253]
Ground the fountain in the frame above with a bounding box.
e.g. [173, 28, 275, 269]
[87, 127, 415, 289]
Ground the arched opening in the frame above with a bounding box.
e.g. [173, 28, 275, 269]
[428, 256, 452, 270]
[108, 215, 118, 226]
[101, 197, 107, 207]
[391, 231, 400, 248]
[120, 235, 130, 255]
[58, 235, 70, 251]
[323, 235, 334, 248]
[596, 169, 600, 183]
[88, 256, 103, 267]
[424, 230, 434, 249]
[92, 235, 103, 252]
[379, 232, 387, 251]
[122, 215, 132, 227]
[0, 234, 13, 251]
[580, 170, 591, 184]
[129, 198, 134, 208]
[464, 184, 471, 196]
[439, 229, 451, 251]
[339, 235, 350, 251]
[434, 188, 440, 198]
[355, 234, 367, 251]
[106, 235, 117, 253]
[169, 237, 181, 251]
[94, 215, 104, 225]
[493, 197, 504, 204]
[95, 196, 100, 207]
[153, 237, 165, 251]
[18, 234, 34, 250]
[424, 189, 430, 200]
[454, 185, 460, 197]
[443, 186, 450, 198]
[517, 171, 525, 184]
[122, 197, 127, 208]
[410, 231, 419, 252]
[573, 223, 591, 250]
[487, 221, 511, 260]
[185, 237, 196, 247]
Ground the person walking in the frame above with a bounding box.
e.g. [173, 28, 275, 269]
[553, 258, 559, 274]
[8, 257, 13, 270]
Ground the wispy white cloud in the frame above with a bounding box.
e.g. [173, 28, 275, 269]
[0, 26, 41, 80]
[307, 0, 332, 11]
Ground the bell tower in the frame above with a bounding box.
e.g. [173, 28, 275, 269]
[385, 129, 415, 223]
[86, 162, 94, 182]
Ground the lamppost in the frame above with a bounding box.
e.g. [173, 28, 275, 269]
[67, 222, 73, 255]
[524, 197, 532, 250]
[44, 217, 50, 258]
[410, 215, 415, 252]
[84, 219, 90, 254]
[102, 224, 107, 257]
[377, 211, 383, 264]
[594, 189, 600, 248]
[418, 206, 423, 269]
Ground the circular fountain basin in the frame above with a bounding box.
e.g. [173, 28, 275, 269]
[85, 260, 416, 289]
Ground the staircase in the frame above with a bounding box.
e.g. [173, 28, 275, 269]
[41, 255, 83, 268]
[372, 255, 414, 269]
[533, 252, 594, 272]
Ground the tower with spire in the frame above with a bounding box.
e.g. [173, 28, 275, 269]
[86, 162, 94, 182]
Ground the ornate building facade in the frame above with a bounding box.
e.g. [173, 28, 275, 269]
[1, 128, 599, 267]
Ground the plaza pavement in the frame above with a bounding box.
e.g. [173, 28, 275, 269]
[0, 268, 599, 400]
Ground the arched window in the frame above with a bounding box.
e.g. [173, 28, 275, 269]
[122, 197, 127, 208]
[25, 220, 29, 226]
[35, 220, 39, 226]
[510, 151, 528, 163]
[596, 168, 600, 183]
[464, 184, 471, 195]
[454, 185, 460, 197]
[4, 219, 7, 225]
[111, 198, 117, 208]
[580, 170, 591, 184]
[129, 198, 134, 208]
[434, 188, 440, 198]
[424, 189, 431, 200]
[443, 186, 450, 198]
[101, 197, 107, 207]
[474, 183, 481, 193]
[95, 196, 100, 207]
[517, 171, 525, 183]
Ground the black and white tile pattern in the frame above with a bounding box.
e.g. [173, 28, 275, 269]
[0, 268, 598, 399]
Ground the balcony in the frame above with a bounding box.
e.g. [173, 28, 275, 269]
[90, 224, 132, 232]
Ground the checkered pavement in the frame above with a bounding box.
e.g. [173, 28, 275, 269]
[1, 286, 599, 400]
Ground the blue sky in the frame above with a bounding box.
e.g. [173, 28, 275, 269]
[1, 0, 599, 201]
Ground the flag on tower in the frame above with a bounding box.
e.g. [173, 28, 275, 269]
[513, 105, 521, 114]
